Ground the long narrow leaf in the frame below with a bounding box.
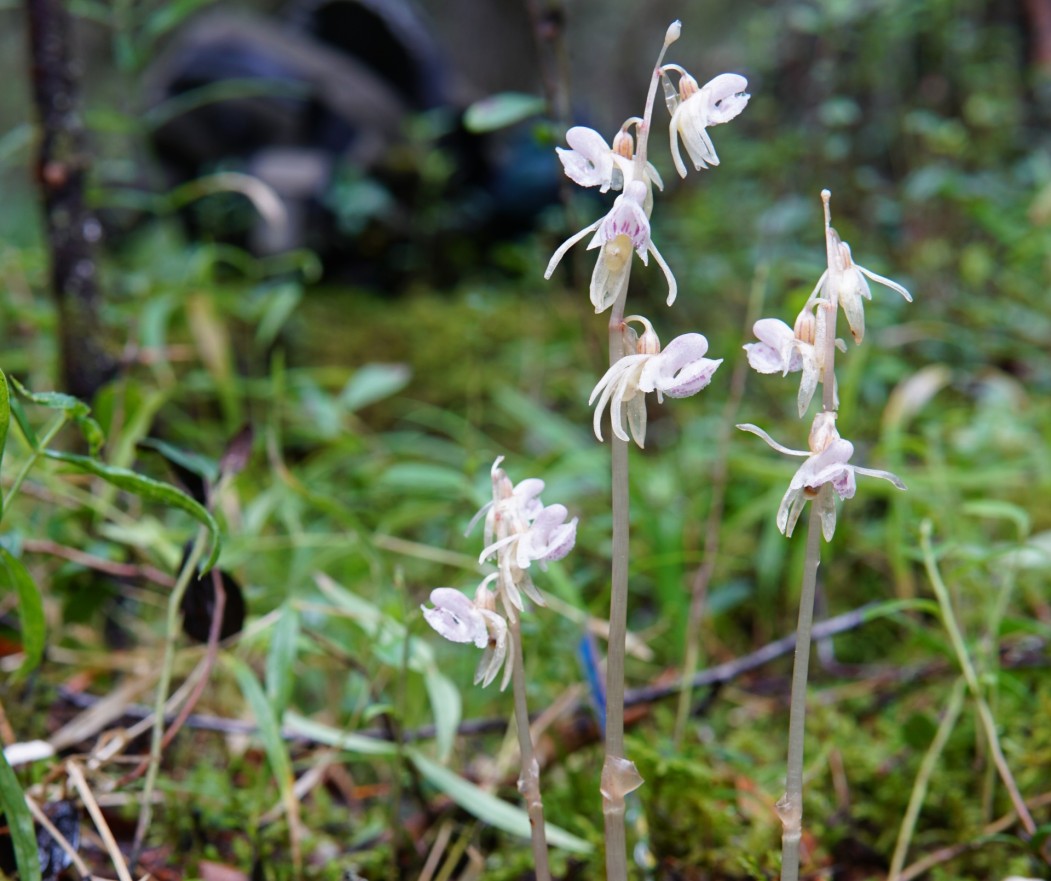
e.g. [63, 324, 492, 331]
[423, 669, 460, 763]
[43, 451, 221, 571]
[407, 749, 592, 854]
[0, 548, 44, 676]
[266, 604, 300, 717]
[282, 712, 397, 758]
[0, 369, 10, 474]
[227, 657, 301, 876]
[0, 748, 41, 881]
[11, 377, 104, 454]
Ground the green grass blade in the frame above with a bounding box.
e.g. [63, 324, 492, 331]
[407, 749, 592, 854]
[266, 603, 300, 717]
[423, 668, 461, 763]
[282, 712, 397, 758]
[0, 747, 41, 881]
[0, 369, 9, 475]
[227, 656, 302, 877]
[43, 450, 221, 571]
[0, 548, 45, 676]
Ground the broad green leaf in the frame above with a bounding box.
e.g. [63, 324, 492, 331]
[283, 712, 397, 758]
[463, 92, 545, 133]
[376, 462, 469, 496]
[267, 603, 300, 716]
[0, 744, 41, 881]
[313, 574, 435, 672]
[9, 396, 36, 447]
[423, 668, 461, 763]
[255, 282, 302, 350]
[314, 575, 459, 750]
[0, 548, 44, 677]
[140, 0, 217, 40]
[11, 377, 104, 454]
[43, 450, 221, 571]
[407, 749, 592, 854]
[340, 364, 411, 412]
[139, 437, 220, 485]
[961, 499, 1030, 541]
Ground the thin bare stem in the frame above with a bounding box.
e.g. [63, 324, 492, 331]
[887, 677, 967, 881]
[603, 282, 633, 881]
[130, 527, 208, 865]
[919, 519, 1036, 835]
[777, 498, 823, 881]
[508, 616, 551, 881]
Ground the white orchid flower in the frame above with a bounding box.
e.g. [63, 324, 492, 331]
[556, 125, 665, 196]
[557, 126, 617, 192]
[421, 582, 511, 690]
[422, 587, 488, 647]
[544, 180, 677, 312]
[466, 457, 578, 616]
[813, 189, 913, 345]
[664, 70, 750, 178]
[590, 316, 721, 447]
[745, 304, 847, 417]
[737, 413, 905, 541]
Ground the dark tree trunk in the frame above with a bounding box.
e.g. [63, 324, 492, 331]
[25, 0, 116, 400]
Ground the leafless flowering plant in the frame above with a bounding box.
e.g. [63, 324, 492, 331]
[546, 21, 748, 881]
[738, 190, 910, 880]
[421, 457, 577, 880]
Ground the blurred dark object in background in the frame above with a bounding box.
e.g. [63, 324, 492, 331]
[144, 0, 560, 286]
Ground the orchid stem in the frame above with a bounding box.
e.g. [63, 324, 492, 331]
[777, 497, 824, 881]
[508, 616, 551, 881]
[603, 287, 632, 881]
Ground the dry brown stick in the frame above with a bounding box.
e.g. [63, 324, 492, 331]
[22, 539, 177, 588]
[67, 759, 135, 881]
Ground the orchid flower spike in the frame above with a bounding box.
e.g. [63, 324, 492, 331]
[737, 412, 906, 541]
[590, 316, 722, 447]
[421, 581, 512, 689]
[813, 189, 913, 345]
[545, 179, 677, 312]
[663, 68, 750, 177]
[744, 302, 847, 417]
[467, 457, 578, 616]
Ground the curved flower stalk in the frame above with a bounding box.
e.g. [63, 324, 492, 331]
[544, 180, 678, 312]
[808, 189, 913, 345]
[589, 316, 721, 447]
[744, 302, 846, 417]
[737, 413, 906, 541]
[662, 68, 750, 177]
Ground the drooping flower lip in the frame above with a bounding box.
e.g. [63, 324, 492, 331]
[703, 73, 750, 124]
[421, 588, 488, 648]
[745, 318, 804, 375]
[556, 126, 615, 191]
[641, 332, 720, 398]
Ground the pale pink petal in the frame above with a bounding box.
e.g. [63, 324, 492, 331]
[557, 126, 615, 191]
[422, 588, 488, 648]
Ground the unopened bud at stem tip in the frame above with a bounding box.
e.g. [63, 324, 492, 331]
[665, 20, 682, 46]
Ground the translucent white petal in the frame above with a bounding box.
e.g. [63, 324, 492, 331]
[422, 589, 488, 647]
